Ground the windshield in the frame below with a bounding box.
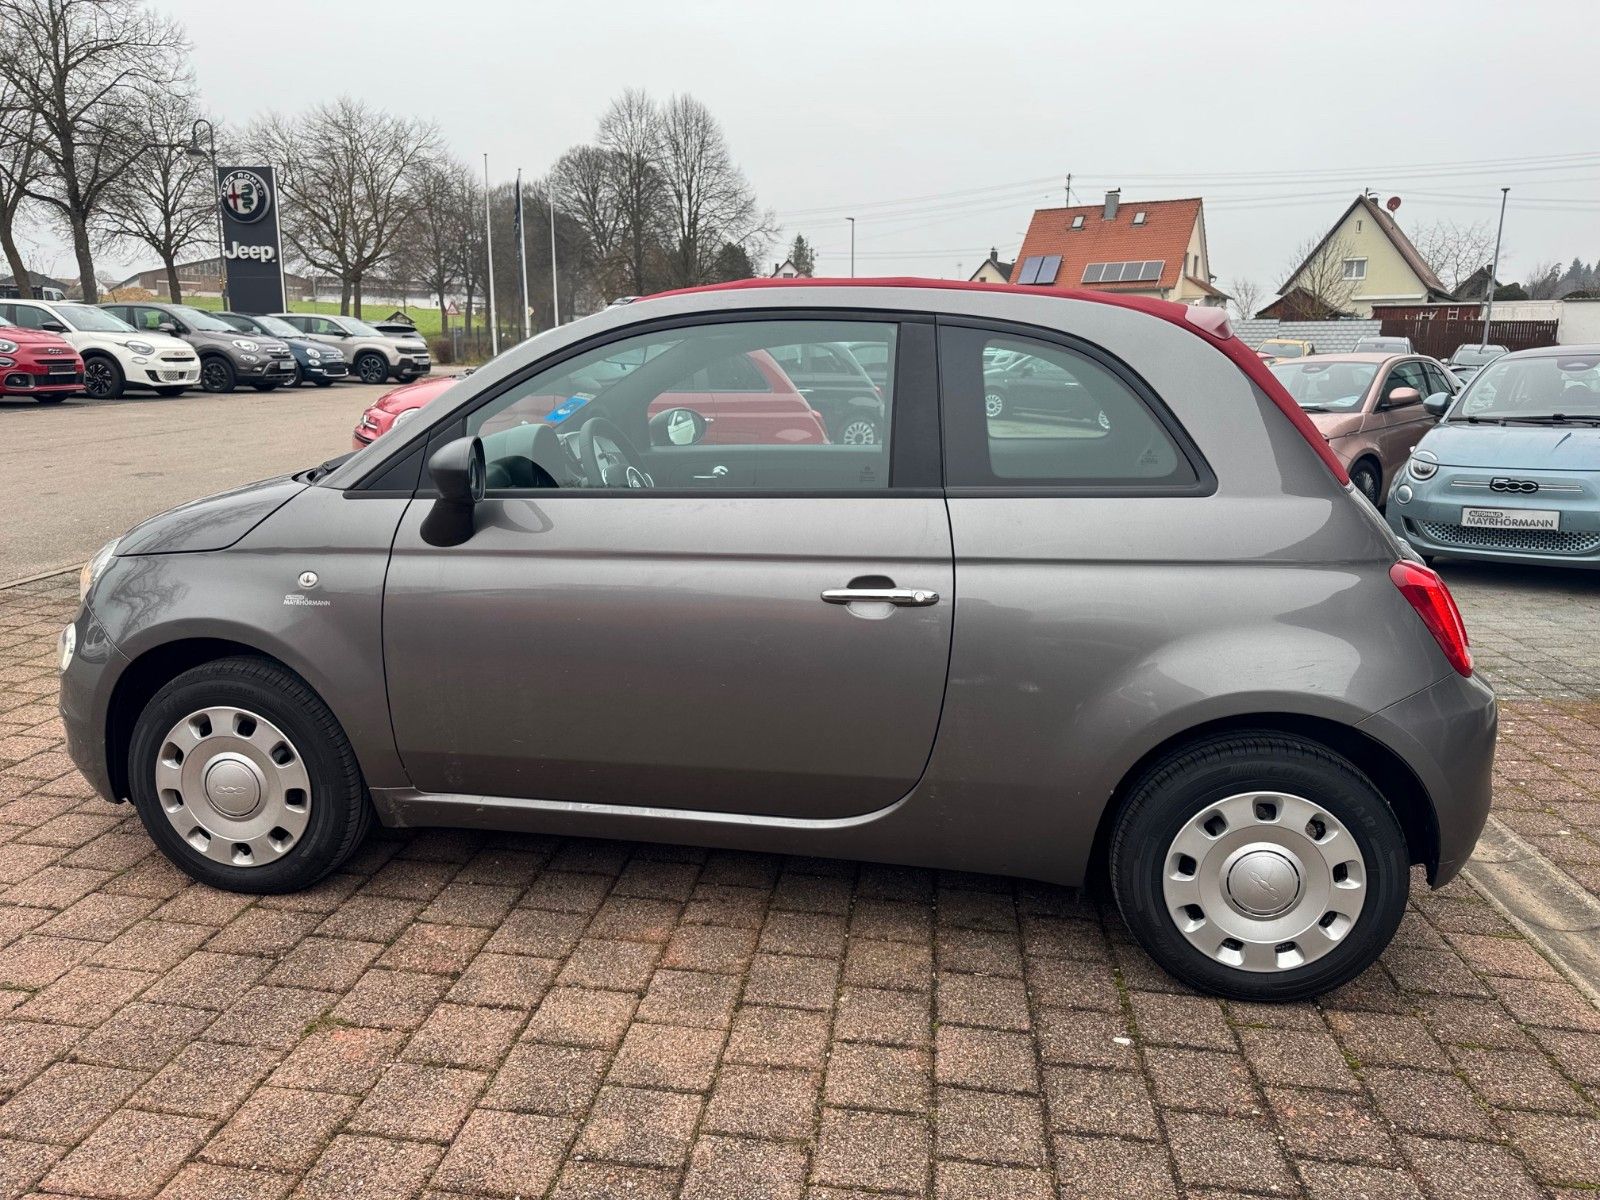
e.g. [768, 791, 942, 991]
[55, 304, 135, 333]
[337, 317, 385, 337]
[1451, 346, 1505, 367]
[169, 305, 235, 332]
[1355, 339, 1405, 353]
[1451, 354, 1600, 423]
[254, 315, 300, 338]
[1260, 342, 1306, 359]
[1269, 360, 1379, 411]
[214, 313, 257, 333]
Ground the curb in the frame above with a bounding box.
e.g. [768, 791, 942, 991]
[0, 564, 81, 591]
[1462, 815, 1600, 1010]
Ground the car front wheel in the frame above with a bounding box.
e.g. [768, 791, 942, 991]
[356, 353, 389, 384]
[127, 657, 371, 894]
[984, 390, 1005, 419]
[201, 356, 236, 393]
[1109, 732, 1408, 1002]
[82, 355, 125, 400]
[1351, 460, 1383, 507]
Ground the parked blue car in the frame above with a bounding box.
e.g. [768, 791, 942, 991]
[1388, 345, 1600, 567]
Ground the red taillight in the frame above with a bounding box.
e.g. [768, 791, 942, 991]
[1389, 561, 1472, 677]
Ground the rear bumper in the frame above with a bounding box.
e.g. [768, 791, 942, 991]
[1357, 669, 1497, 885]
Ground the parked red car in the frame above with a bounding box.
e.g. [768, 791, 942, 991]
[0, 315, 83, 404]
[352, 351, 828, 451]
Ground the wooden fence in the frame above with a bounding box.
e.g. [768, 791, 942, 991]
[1378, 316, 1559, 359]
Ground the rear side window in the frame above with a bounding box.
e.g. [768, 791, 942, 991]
[939, 325, 1202, 490]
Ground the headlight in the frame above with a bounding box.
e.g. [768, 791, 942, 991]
[231, 339, 258, 351]
[1409, 450, 1438, 481]
[304, 347, 322, 360]
[126, 340, 154, 355]
[80, 538, 118, 601]
[0, 358, 12, 368]
[240, 354, 259, 363]
[58, 623, 76, 673]
[0, 338, 16, 354]
[391, 408, 421, 431]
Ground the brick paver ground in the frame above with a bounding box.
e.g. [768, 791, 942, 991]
[2, 569, 1599, 1199]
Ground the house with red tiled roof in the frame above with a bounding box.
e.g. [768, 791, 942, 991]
[1009, 191, 1226, 307]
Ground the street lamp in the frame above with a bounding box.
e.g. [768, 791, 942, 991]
[185, 118, 226, 308]
[846, 217, 855, 278]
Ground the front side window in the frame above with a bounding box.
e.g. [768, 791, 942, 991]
[0, 303, 46, 329]
[463, 319, 897, 492]
[1383, 361, 1431, 403]
[942, 326, 1199, 489]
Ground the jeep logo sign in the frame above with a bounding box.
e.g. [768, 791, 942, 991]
[215, 164, 286, 313]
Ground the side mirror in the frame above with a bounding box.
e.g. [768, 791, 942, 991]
[649, 406, 709, 447]
[1423, 393, 1451, 417]
[420, 436, 485, 547]
[41, 320, 68, 333]
[1384, 386, 1422, 409]
[157, 321, 178, 335]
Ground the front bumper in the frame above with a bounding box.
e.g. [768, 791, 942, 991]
[305, 359, 349, 380]
[0, 351, 82, 395]
[235, 355, 299, 383]
[58, 602, 128, 804]
[1358, 669, 1497, 885]
[397, 356, 432, 378]
[1388, 464, 1600, 568]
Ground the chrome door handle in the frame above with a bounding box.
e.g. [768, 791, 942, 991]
[822, 587, 940, 607]
[693, 465, 729, 480]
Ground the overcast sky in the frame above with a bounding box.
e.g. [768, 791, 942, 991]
[34, 0, 1600, 294]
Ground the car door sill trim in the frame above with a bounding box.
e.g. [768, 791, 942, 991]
[370, 786, 910, 834]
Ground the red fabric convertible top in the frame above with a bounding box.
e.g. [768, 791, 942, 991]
[646, 277, 1351, 486]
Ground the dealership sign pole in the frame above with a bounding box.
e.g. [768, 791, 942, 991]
[214, 164, 287, 313]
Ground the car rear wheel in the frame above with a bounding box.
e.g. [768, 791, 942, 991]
[288, 363, 304, 388]
[35, 395, 66, 405]
[1109, 732, 1408, 1002]
[82, 355, 125, 400]
[984, 390, 1006, 419]
[251, 382, 279, 392]
[1351, 460, 1383, 507]
[312, 378, 334, 388]
[201, 356, 236, 393]
[356, 353, 389, 384]
[154, 386, 187, 397]
[127, 656, 372, 894]
[839, 418, 880, 446]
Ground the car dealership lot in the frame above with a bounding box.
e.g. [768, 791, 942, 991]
[0, 382, 417, 583]
[1, 572, 1599, 1195]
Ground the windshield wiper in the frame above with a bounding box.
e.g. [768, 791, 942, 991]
[1500, 413, 1600, 426]
[1298, 404, 1330, 413]
[1455, 415, 1505, 425]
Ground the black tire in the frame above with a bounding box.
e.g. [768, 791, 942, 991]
[201, 356, 236, 393]
[154, 386, 187, 397]
[288, 363, 304, 388]
[251, 382, 279, 392]
[1351, 460, 1382, 507]
[82, 354, 125, 400]
[356, 352, 390, 384]
[35, 394, 67, 404]
[127, 656, 372, 894]
[312, 378, 334, 388]
[1109, 731, 1408, 1003]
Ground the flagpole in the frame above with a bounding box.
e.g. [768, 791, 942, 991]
[515, 167, 531, 342]
[483, 153, 498, 356]
[548, 194, 560, 326]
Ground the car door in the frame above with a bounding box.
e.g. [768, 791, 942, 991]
[382, 314, 952, 820]
[1374, 360, 1434, 470]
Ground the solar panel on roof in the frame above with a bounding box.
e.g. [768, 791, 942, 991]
[1017, 256, 1044, 285]
[1036, 255, 1061, 284]
[1082, 263, 1104, 283]
[1141, 261, 1163, 281]
[1119, 262, 1143, 282]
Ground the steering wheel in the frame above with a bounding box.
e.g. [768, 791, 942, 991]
[576, 416, 652, 489]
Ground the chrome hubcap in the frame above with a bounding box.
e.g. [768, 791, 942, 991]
[154, 706, 311, 868]
[984, 393, 1004, 418]
[1163, 791, 1367, 973]
[842, 420, 877, 446]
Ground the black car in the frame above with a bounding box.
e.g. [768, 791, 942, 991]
[214, 313, 350, 387]
[767, 339, 885, 445]
[982, 347, 1110, 429]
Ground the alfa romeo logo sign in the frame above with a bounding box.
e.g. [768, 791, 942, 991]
[219, 168, 272, 223]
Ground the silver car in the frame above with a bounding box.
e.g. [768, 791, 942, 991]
[59, 281, 1495, 1001]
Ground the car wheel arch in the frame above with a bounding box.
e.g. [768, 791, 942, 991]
[1350, 455, 1384, 498]
[1084, 711, 1438, 892]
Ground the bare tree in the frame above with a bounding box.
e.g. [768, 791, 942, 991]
[1226, 277, 1264, 322]
[250, 97, 441, 315]
[657, 94, 771, 288]
[549, 144, 623, 286]
[1280, 233, 1359, 318]
[597, 89, 667, 294]
[96, 88, 211, 302]
[0, 77, 41, 294]
[1524, 260, 1562, 300]
[1410, 218, 1496, 296]
[393, 156, 472, 334]
[0, 0, 190, 301]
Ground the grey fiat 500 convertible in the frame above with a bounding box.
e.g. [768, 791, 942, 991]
[59, 280, 1496, 1001]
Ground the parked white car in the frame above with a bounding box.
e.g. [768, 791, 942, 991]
[0, 298, 200, 399]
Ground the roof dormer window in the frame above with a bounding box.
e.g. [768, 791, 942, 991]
[1071, 214, 1085, 230]
[1132, 211, 1147, 225]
